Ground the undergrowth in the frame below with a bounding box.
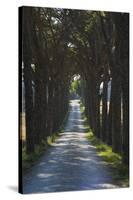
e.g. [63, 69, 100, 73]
[22, 110, 69, 174]
[22, 133, 59, 174]
[86, 131, 129, 187]
[80, 100, 129, 187]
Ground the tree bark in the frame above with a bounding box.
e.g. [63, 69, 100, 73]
[101, 76, 108, 142]
[23, 61, 35, 153]
[111, 71, 122, 153]
[122, 63, 129, 164]
[23, 7, 35, 154]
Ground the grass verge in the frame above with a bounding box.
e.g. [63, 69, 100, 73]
[80, 100, 129, 187]
[22, 111, 69, 174]
[86, 131, 129, 187]
[80, 101, 90, 129]
[22, 133, 59, 174]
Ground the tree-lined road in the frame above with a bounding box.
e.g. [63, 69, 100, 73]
[23, 100, 118, 194]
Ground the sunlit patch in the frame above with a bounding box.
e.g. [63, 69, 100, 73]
[48, 160, 57, 163]
[23, 99, 121, 194]
[52, 143, 68, 147]
[63, 161, 79, 166]
[69, 119, 84, 122]
[78, 144, 96, 149]
[93, 183, 118, 189]
[37, 173, 54, 178]
[87, 144, 96, 149]
[74, 157, 91, 161]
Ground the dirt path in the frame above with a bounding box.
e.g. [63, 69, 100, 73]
[23, 100, 119, 194]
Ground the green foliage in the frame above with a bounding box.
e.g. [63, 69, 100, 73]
[47, 133, 59, 146]
[86, 131, 129, 187]
[79, 101, 90, 131]
[22, 111, 69, 173]
[22, 133, 59, 173]
[69, 78, 81, 96]
[80, 101, 85, 113]
[22, 144, 46, 173]
[86, 131, 121, 164]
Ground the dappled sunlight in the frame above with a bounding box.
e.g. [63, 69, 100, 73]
[21, 6, 129, 193]
[73, 157, 91, 162]
[51, 142, 69, 147]
[64, 100, 89, 133]
[92, 183, 118, 189]
[37, 173, 54, 178]
[69, 119, 84, 122]
[23, 100, 119, 194]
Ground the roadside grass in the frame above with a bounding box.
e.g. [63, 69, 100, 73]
[22, 133, 60, 174]
[80, 100, 129, 187]
[22, 111, 69, 174]
[86, 131, 129, 187]
[80, 101, 84, 113]
[80, 101, 90, 130]
[22, 143, 46, 173]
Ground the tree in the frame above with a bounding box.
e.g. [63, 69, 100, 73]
[21, 7, 129, 166]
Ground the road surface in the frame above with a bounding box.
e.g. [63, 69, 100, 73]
[23, 100, 118, 194]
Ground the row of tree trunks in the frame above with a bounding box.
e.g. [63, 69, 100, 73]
[93, 12, 129, 164]
[21, 7, 70, 154]
[23, 68, 69, 154]
[118, 14, 129, 165]
[83, 72, 101, 139]
[23, 7, 35, 154]
[23, 60, 35, 153]
[21, 7, 129, 166]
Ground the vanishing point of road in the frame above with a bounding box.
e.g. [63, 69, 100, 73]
[23, 100, 118, 194]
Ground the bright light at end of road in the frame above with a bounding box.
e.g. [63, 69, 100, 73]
[73, 74, 80, 81]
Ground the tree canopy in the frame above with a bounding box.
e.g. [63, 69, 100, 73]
[20, 7, 129, 166]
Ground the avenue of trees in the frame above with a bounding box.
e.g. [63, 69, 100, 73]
[20, 7, 129, 165]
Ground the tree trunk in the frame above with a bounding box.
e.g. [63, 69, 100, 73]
[23, 61, 35, 154]
[23, 7, 35, 154]
[101, 78, 108, 142]
[95, 85, 101, 138]
[111, 72, 122, 153]
[106, 88, 113, 146]
[46, 79, 54, 136]
[122, 64, 129, 164]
